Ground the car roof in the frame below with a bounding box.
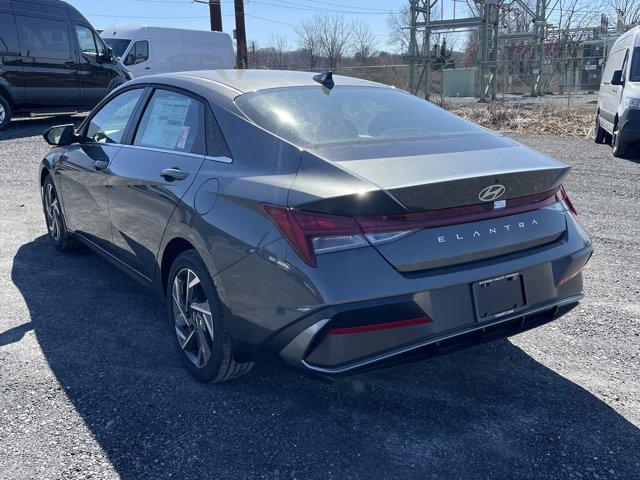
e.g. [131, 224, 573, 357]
[138, 69, 389, 94]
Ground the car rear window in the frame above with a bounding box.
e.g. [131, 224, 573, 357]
[235, 86, 483, 148]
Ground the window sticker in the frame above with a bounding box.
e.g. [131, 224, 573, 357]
[176, 126, 191, 149]
[140, 96, 192, 149]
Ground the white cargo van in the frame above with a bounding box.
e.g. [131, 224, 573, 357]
[100, 25, 235, 78]
[595, 26, 640, 158]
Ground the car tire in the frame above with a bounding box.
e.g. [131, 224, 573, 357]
[594, 114, 609, 144]
[166, 250, 254, 383]
[42, 175, 83, 251]
[612, 127, 630, 158]
[0, 94, 11, 130]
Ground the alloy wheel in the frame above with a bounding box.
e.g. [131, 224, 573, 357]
[0, 103, 5, 124]
[171, 268, 214, 368]
[44, 183, 62, 242]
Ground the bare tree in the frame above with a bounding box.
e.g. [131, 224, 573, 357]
[607, 0, 640, 26]
[264, 34, 289, 70]
[313, 14, 353, 69]
[352, 20, 378, 65]
[296, 18, 321, 69]
[386, 4, 412, 53]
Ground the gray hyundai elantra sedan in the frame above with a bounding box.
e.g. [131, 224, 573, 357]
[39, 70, 592, 383]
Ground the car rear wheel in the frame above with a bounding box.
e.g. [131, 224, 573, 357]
[42, 175, 83, 251]
[167, 250, 254, 383]
[594, 114, 609, 144]
[0, 94, 11, 130]
[612, 127, 630, 158]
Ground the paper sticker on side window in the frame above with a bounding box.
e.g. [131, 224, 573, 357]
[138, 96, 193, 150]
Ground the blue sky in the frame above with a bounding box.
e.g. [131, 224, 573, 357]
[67, 0, 461, 51]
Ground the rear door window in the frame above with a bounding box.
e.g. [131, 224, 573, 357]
[86, 88, 145, 144]
[133, 89, 205, 154]
[15, 15, 71, 60]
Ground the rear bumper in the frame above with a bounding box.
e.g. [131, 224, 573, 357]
[266, 244, 592, 377]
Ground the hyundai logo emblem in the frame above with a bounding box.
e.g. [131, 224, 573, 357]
[479, 184, 505, 202]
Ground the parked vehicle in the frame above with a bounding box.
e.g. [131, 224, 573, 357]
[100, 25, 235, 78]
[39, 70, 592, 383]
[595, 25, 640, 157]
[0, 0, 132, 130]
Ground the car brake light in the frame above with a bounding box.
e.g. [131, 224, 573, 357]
[262, 205, 366, 267]
[559, 186, 578, 216]
[263, 187, 574, 267]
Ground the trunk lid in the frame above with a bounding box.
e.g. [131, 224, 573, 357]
[289, 134, 570, 272]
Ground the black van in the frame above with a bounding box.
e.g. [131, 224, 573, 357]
[0, 0, 132, 129]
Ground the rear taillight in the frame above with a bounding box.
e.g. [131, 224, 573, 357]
[559, 186, 578, 216]
[262, 205, 366, 267]
[264, 186, 575, 267]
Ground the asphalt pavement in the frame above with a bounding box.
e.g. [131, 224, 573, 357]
[0, 116, 638, 480]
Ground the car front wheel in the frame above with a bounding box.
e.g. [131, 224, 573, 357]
[594, 114, 609, 144]
[612, 127, 630, 158]
[0, 94, 11, 130]
[42, 175, 83, 250]
[166, 250, 254, 383]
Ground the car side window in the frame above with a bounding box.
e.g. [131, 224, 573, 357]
[125, 41, 149, 65]
[0, 13, 19, 53]
[85, 89, 145, 144]
[620, 50, 629, 79]
[14, 16, 71, 60]
[206, 106, 231, 158]
[75, 25, 96, 58]
[134, 89, 205, 154]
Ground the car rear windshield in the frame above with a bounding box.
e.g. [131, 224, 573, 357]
[235, 86, 484, 148]
[104, 38, 131, 58]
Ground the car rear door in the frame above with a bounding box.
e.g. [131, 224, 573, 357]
[57, 87, 146, 251]
[107, 87, 206, 279]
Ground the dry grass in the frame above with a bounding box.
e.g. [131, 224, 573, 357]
[446, 103, 594, 139]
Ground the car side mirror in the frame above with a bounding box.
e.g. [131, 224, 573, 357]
[612, 69, 624, 86]
[43, 124, 77, 146]
[104, 46, 115, 62]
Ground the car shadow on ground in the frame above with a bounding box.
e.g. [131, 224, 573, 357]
[11, 236, 640, 479]
[0, 116, 84, 141]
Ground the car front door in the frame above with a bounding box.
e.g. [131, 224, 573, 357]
[14, 15, 80, 109]
[57, 87, 146, 251]
[74, 24, 114, 107]
[107, 87, 206, 279]
[123, 40, 151, 77]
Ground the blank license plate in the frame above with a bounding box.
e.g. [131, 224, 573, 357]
[473, 273, 526, 321]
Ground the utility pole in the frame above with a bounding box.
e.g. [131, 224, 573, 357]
[209, 0, 223, 32]
[234, 0, 248, 68]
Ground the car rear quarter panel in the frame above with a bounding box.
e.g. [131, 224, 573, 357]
[156, 105, 302, 303]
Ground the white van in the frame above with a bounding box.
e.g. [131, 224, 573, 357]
[100, 25, 235, 78]
[595, 26, 640, 158]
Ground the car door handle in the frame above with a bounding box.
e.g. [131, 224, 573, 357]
[144, 66, 151, 70]
[160, 168, 188, 180]
[92, 159, 109, 170]
[64, 61, 75, 67]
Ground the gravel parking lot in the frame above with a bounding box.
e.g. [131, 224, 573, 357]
[0, 116, 639, 480]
